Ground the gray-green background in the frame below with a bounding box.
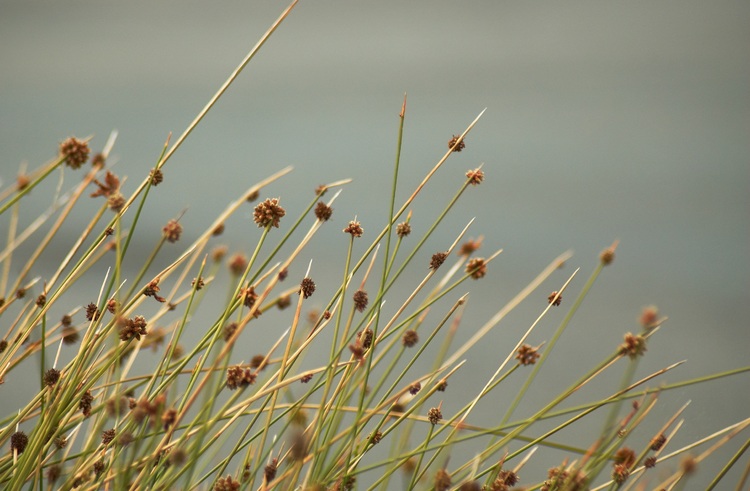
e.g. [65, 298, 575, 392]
[1, 1, 748, 488]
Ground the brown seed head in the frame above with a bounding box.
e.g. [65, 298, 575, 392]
[36, 294, 46, 308]
[650, 433, 666, 451]
[162, 408, 177, 430]
[458, 238, 482, 256]
[228, 252, 248, 275]
[101, 428, 116, 445]
[91, 171, 120, 198]
[365, 431, 383, 446]
[16, 173, 30, 190]
[253, 198, 286, 228]
[0, 339, 6, 353]
[226, 365, 257, 390]
[430, 251, 448, 270]
[131, 399, 149, 424]
[85, 303, 101, 322]
[644, 456, 657, 468]
[466, 257, 487, 279]
[11, 431, 28, 454]
[79, 390, 94, 417]
[496, 469, 519, 487]
[118, 315, 148, 342]
[211, 245, 228, 262]
[214, 475, 241, 491]
[358, 328, 373, 349]
[300, 277, 316, 298]
[250, 354, 266, 370]
[448, 135, 466, 152]
[143, 279, 166, 303]
[60, 137, 90, 169]
[344, 220, 363, 237]
[314, 201, 333, 221]
[619, 332, 647, 359]
[639, 305, 660, 329]
[349, 342, 364, 360]
[223, 322, 238, 342]
[548, 291, 562, 306]
[191, 276, 205, 291]
[149, 168, 164, 186]
[107, 192, 126, 212]
[93, 459, 105, 478]
[353, 289, 368, 312]
[44, 368, 61, 387]
[72, 474, 88, 487]
[162, 219, 183, 243]
[168, 448, 187, 467]
[105, 395, 129, 418]
[614, 447, 636, 467]
[543, 466, 569, 491]
[277, 294, 291, 310]
[264, 459, 278, 483]
[91, 152, 106, 168]
[314, 184, 327, 195]
[47, 464, 62, 483]
[408, 382, 421, 395]
[402, 329, 419, 347]
[516, 344, 540, 366]
[612, 463, 629, 484]
[434, 469, 452, 491]
[396, 221, 411, 238]
[600, 239, 619, 265]
[226, 366, 244, 390]
[428, 407, 442, 425]
[466, 168, 484, 185]
[238, 286, 258, 309]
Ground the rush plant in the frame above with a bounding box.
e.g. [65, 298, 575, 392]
[1, 2, 747, 490]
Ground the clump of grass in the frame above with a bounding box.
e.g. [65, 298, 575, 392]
[1, 3, 748, 490]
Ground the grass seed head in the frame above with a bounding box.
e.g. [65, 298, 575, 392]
[10, 431, 28, 454]
[448, 134, 466, 152]
[315, 201, 333, 221]
[430, 251, 448, 270]
[343, 220, 363, 237]
[253, 197, 286, 228]
[59, 137, 89, 169]
[396, 221, 411, 237]
[466, 168, 484, 185]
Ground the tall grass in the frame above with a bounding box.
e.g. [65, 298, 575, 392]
[1, 2, 748, 490]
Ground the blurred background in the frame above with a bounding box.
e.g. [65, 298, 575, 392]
[1, 0, 748, 488]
